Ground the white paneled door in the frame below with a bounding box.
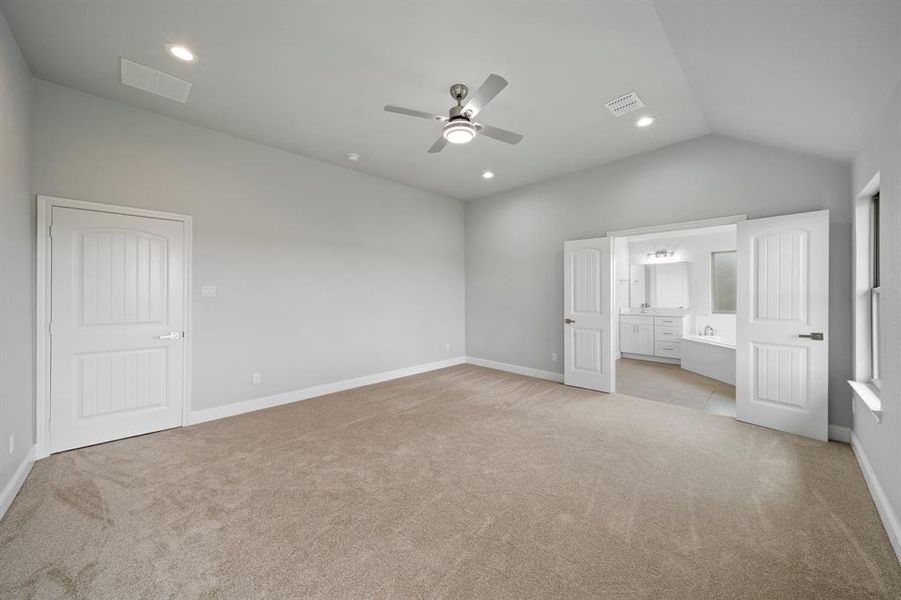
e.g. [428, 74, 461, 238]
[564, 237, 614, 392]
[50, 207, 186, 452]
[736, 210, 829, 441]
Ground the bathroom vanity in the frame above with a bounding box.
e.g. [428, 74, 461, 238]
[619, 313, 689, 364]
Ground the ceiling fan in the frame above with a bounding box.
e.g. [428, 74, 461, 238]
[385, 74, 524, 153]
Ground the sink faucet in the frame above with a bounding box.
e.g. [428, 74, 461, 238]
[704, 325, 716, 336]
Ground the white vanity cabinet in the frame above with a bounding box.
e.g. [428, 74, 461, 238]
[620, 315, 654, 355]
[619, 314, 688, 363]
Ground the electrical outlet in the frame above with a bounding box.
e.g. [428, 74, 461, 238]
[200, 285, 217, 298]
[551, 352, 558, 362]
[8, 434, 14, 455]
[252, 372, 261, 384]
[445, 341, 451, 351]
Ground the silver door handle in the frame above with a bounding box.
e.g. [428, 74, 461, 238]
[798, 332, 824, 341]
[158, 332, 181, 340]
[564, 318, 576, 324]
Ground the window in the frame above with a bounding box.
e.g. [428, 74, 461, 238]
[870, 193, 881, 387]
[711, 251, 736, 314]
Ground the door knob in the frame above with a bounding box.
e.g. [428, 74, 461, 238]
[564, 318, 576, 324]
[157, 332, 181, 340]
[798, 332, 824, 341]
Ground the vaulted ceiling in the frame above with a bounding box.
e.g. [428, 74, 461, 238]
[3, 1, 899, 200]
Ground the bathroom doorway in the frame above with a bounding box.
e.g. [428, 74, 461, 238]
[610, 219, 738, 417]
[564, 211, 831, 440]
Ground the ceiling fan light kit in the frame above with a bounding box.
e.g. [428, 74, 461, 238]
[443, 119, 477, 144]
[384, 73, 524, 153]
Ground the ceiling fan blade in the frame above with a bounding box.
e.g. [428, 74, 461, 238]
[461, 74, 507, 118]
[475, 123, 523, 145]
[384, 105, 446, 121]
[427, 136, 447, 153]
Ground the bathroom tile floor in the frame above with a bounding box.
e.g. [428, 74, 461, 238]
[616, 358, 736, 417]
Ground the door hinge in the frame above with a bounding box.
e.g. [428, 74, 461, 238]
[48, 224, 53, 239]
[49, 322, 54, 336]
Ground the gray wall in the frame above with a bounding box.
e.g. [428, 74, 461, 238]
[852, 76, 901, 542]
[33, 81, 465, 413]
[0, 13, 33, 492]
[465, 134, 854, 427]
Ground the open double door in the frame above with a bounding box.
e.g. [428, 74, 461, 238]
[563, 211, 829, 441]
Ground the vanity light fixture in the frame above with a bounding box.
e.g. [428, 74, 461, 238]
[647, 249, 674, 259]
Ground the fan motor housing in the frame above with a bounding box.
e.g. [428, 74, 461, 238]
[449, 83, 468, 102]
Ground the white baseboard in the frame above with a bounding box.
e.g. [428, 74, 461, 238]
[0, 445, 36, 521]
[851, 431, 901, 564]
[465, 356, 564, 382]
[828, 424, 851, 443]
[187, 356, 466, 425]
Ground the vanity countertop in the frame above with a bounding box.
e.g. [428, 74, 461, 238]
[619, 310, 689, 318]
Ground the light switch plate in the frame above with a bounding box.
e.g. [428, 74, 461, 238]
[200, 285, 217, 298]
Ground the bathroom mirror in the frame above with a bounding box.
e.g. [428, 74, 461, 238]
[711, 251, 736, 314]
[629, 262, 689, 309]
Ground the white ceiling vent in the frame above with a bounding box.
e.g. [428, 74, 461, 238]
[120, 58, 192, 103]
[604, 91, 645, 117]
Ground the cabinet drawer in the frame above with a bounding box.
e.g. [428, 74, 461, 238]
[655, 326, 682, 342]
[621, 315, 654, 325]
[654, 316, 683, 327]
[655, 341, 681, 359]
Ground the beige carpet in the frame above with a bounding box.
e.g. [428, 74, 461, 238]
[1, 365, 899, 599]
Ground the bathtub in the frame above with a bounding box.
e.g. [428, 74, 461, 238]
[681, 335, 736, 385]
[682, 334, 736, 349]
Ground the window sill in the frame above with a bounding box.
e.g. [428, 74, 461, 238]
[848, 380, 882, 423]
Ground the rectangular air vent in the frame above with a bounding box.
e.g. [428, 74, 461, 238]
[120, 58, 192, 103]
[605, 91, 645, 117]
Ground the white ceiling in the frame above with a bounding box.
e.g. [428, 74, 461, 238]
[654, 0, 901, 161]
[2, 1, 899, 200]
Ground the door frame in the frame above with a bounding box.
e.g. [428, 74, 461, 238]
[606, 214, 747, 393]
[35, 195, 194, 459]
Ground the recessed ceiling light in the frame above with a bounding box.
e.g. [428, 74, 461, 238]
[482, 171, 494, 180]
[165, 44, 197, 63]
[346, 152, 360, 162]
[635, 115, 655, 128]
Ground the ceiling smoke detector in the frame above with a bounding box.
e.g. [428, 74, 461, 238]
[605, 91, 645, 117]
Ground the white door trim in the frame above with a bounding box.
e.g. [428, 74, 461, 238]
[606, 214, 747, 238]
[36, 195, 193, 459]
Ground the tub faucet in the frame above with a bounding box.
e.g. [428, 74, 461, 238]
[704, 325, 716, 336]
